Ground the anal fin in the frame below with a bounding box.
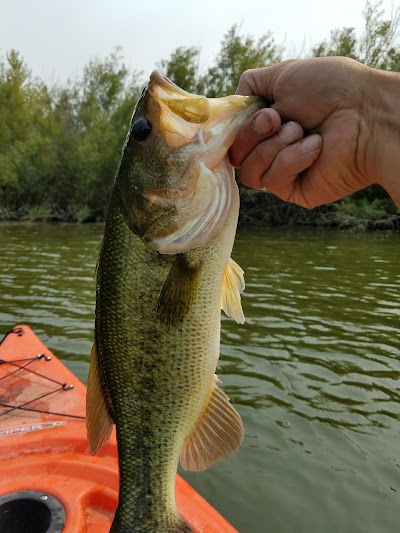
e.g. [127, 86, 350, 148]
[221, 257, 245, 324]
[180, 375, 244, 471]
[86, 338, 114, 455]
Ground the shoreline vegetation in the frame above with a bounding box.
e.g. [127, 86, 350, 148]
[0, 1, 399, 231]
[1, 186, 400, 232]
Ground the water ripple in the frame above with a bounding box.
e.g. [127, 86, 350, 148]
[1, 225, 400, 533]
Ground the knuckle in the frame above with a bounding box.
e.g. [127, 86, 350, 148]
[239, 69, 254, 84]
[253, 141, 274, 167]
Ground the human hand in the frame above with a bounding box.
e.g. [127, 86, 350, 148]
[230, 57, 400, 208]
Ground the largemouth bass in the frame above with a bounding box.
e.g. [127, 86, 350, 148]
[86, 71, 263, 533]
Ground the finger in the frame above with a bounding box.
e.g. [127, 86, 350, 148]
[230, 108, 281, 168]
[235, 61, 297, 98]
[238, 122, 305, 189]
[261, 134, 323, 206]
[235, 68, 266, 96]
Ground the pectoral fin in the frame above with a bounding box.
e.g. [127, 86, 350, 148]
[221, 257, 245, 324]
[157, 254, 201, 326]
[180, 375, 244, 471]
[86, 339, 114, 454]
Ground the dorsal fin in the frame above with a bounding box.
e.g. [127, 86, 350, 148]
[221, 257, 245, 324]
[86, 339, 114, 454]
[180, 375, 244, 471]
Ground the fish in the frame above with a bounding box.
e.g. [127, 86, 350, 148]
[86, 71, 264, 533]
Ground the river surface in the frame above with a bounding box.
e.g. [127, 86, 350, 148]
[0, 223, 399, 533]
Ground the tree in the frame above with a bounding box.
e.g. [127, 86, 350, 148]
[73, 50, 142, 214]
[0, 50, 31, 151]
[312, 1, 400, 71]
[160, 26, 282, 98]
[0, 50, 52, 209]
[159, 47, 200, 93]
[78, 47, 130, 129]
[312, 27, 358, 59]
[199, 25, 282, 97]
[360, 0, 400, 68]
[1, 2, 399, 227]
[0, 48, 142, 218]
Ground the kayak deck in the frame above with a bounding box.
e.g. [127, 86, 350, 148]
[0, 325, 237, 533]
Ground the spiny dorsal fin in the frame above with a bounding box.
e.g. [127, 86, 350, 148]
[86, 339, 114, 455]
[221, 257, 245, 324]
[157, 254, 201, 326]
[180, 375, 244, 471]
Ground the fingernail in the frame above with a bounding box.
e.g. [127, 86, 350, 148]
[280, 122, 301, 144]
[302, 134, 322, 152]
[254, 110, 273, 135]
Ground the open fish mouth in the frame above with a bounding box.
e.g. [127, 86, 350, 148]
[146, 70, 263, 149]
[120, 71, 265, 255]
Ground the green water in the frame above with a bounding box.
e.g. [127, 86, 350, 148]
[1, 223, 399, 533]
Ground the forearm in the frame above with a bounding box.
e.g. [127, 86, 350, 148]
[366, 68, 400, 207]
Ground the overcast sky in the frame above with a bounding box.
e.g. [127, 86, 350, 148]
[1, 0, 398, 85]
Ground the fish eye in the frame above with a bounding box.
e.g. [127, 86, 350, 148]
[132, 117, 152, 142]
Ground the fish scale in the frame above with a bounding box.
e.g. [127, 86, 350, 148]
[97, 189, 228, 532]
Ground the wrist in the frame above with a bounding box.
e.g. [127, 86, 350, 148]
[364, 68, 400, 207]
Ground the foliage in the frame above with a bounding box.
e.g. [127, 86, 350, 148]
[0, 3, 399, 228]
[312, 27, 359, 59]
[198, 25, 281, 97]
[312, 0, 400, 70]
[160, 25, 281, 96]
[159, 47, 200, 93]
[0, 48, 141, 220]
[334, 197, 400, 230]
[360, 0, 400, 68]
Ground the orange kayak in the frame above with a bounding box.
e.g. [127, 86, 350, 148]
[0, 325, 237, 533]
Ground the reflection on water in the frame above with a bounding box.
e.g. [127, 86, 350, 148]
[1, 223, 399, 533]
